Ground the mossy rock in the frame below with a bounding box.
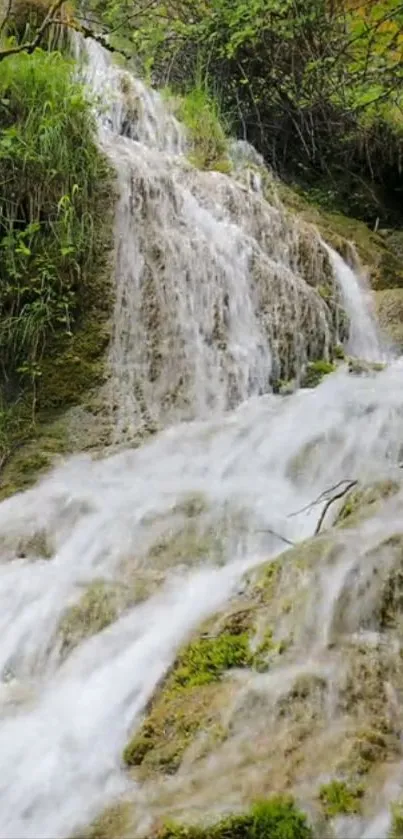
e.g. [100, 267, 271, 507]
[75, 801, 132, 839]
[276, 182, 403, 291]
[59, 580, 120, 655]
[123, 630, 257, 773]
[123, 681, 227, 774]
[123, 538, 334, 777]
[347, 358, 386, 376]
[0, 416, 70, 500]
[319, 780, 364, 818]
[154, 798, 313, 839]
[336, 480, 399, 528]
[300, 360, 335, 388]
[374, 288, 403, 351]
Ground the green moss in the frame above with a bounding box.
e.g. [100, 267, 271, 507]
[253, 558, 282, 603]
[300, 360, 335, 389]
[333, 344, 345, 360]
[123, 681, 223, 772]
[77, 801, 132, 839]
[389, 803, 403, 839]
[156, 797, 312, 839]
[0, 415, 70, 500]
[343, 728, 391, 776]
[336, 480, 399, 527]
[172, 632, 251, 689]
[319, 780, 364, 818]
[59, 580, 119, 654]
[251, 628, 286, 672]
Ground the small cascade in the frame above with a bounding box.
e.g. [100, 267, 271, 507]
[75, 38, 383, 442]
[326, 245, 385, 361]
[0, 35, 400, 839]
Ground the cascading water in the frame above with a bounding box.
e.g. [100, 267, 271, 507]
[0, 36, 401, 839]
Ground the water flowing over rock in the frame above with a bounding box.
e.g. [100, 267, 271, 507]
[0, 36, 401, 839]
[77, 38, 384, 441]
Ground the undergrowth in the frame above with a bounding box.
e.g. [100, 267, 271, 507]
[0, 47, 113, 466]
[165, 84, 231, 172]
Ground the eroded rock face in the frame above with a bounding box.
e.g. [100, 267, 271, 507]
[74, 480, 401, 838]
[375, 289, 403, 352]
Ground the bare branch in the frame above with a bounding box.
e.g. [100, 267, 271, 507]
[288, 479, 358, 518]
[0, 0, 66, 61]
[314, 480, 358, 535]
[0, 1, 135, 62]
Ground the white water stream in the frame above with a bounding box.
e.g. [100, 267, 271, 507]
[0, 38, 401, 839]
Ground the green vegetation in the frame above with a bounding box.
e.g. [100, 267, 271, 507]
[0, 45, 113, 485]
[336, 480, 399, 526]
[300, 360, 335, 389]
[123, 631, 252, 770]
[171, 633, 251, 689]
[319, 780, 364, 818]
[122, 680, 224, 772]
[157, 798, 312, 839]
[89, 0, 403, 227]
[122, 574, 289, 773]
[167, 85, 231, 172]
[389, 803, 403, 839]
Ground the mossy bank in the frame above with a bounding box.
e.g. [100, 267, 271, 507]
[74, 477, 403, 838]
[0, 46, 116, 499]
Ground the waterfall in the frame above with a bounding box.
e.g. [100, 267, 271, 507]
[0, 37, 401, 839]
[76, 38, 384, 440]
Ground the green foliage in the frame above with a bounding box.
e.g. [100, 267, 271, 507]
[158, 797, 312, 839]
[172, 633, 251, 689]
[300, 360, 335, 388]
[173, 85, 231, 172]
[0, 48, 111, 408]
[93, 0, 403, 226]
[319, 780, 364, 818]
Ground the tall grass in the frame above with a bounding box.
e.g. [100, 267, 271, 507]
[0, 48, 111, 394]
[163, 79, 231, 172]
